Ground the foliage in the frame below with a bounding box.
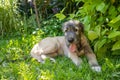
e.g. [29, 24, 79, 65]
[17, 0, 65, 19]
[0, 0, 120, 80]
[79, 0, 120, 57]
[41, 19, 64, 37]
[0, 0, 39, 38]
[35, 0, 78, 19]
[0, 0, 19, 36]
[55, 0, 120, 57]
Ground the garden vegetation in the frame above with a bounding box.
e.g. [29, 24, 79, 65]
[0, 0, 120, 80]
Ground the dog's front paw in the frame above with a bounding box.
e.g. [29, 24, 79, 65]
[91, 66, 101, 72]
[50, 58, 56, 63]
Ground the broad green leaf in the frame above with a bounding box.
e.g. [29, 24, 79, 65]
[96, 2, 105, 13]
[108, 6, 116, 15]
[97, 39, 107, 50]
[108, 31, 120, 38]
[94, 40, 99, 52]
[96, 46, 107, 58]
[94, 39, 107, 52]
[88, 31, 98, 41]
[84, 24, 90, 32]
[55, 13, 66, 20]
[94, 25, 101, 36]
[112, 40, 120, 50]
[68, 14, 75, 19]
[83, 16, 91, 25]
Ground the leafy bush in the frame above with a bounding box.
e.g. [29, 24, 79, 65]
[55, 0, 120, 57]
[78, 0, 120, 57]
[0, 0, 38, 38]
[0, 0, 19, 35]
[41, 19, 64, 37]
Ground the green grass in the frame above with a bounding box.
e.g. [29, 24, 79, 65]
[0, 30, 120, 80]
[0, 0, 120, 79]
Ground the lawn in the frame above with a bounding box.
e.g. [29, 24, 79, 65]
[0, 0, 120, 79]
[0, 29, 120, 80]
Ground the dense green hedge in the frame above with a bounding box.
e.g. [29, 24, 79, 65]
[56, 0, 120, 57]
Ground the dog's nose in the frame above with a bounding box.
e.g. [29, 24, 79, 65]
[68, 38, 74, 43]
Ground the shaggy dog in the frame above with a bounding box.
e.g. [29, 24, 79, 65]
[30, 20, 101, 72]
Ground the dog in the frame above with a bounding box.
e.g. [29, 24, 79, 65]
[30, 20, 101, 72]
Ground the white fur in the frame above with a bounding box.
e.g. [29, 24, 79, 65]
[92, 66, 101, 72]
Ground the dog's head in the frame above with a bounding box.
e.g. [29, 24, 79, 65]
[62, 20, 84, 52]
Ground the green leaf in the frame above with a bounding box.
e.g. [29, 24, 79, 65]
[108, 6, 116, 15]
[88, 31, 98, 41]
[96, 46, 107, 58]
[108, 31, 120, 38]
[55, 13, 66, 20]
[112, 49, 120, 55]
[112, 40, 120, 50]
[98, 39, 107, 50]
[94, 39, 107, 52]
[109, 15, 120, 24]
[101, 29, 108, 36]
[83, 16, 91, 25]
[96, 2, 105, 13]
[108, 15, 120, 29]
[118, 6, 120, 12]
[94, 25, 101, 36]
[68, 14, 75, 19]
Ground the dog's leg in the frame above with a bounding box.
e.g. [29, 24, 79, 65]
[84, 45, 101, 72]
[69, 52, 82, 66]
[31, 44, 45, 63]
[31, 42, 58, 63]
[85, 53, 101, 72]
[31, 50, 56, 63]
[31, 51, 45, 63]
[41, 54, 56, 63]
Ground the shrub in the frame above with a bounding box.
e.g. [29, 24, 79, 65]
[55, 0, 120, 57]
[0, 0, 19, 36]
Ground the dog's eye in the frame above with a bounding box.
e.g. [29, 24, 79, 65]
[75, 28, 78, 32]
[75, 27, 79, 32]
[64, 29, 68, 32]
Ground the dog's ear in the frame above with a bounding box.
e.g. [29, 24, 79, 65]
[73, 20, 84, 32]
[62, 23, 65, 32]
[78, 22, 84, 33]
[62, 22, 67, 32]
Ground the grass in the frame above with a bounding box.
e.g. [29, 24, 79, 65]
[0, 0, 120, 79]
[0, 29, 120, 80]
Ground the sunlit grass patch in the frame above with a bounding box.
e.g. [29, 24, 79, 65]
[0, 31, 120, 80]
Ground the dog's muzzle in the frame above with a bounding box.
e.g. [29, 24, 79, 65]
[66, 31, 76, 43]
[68, 38, 74, 43]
